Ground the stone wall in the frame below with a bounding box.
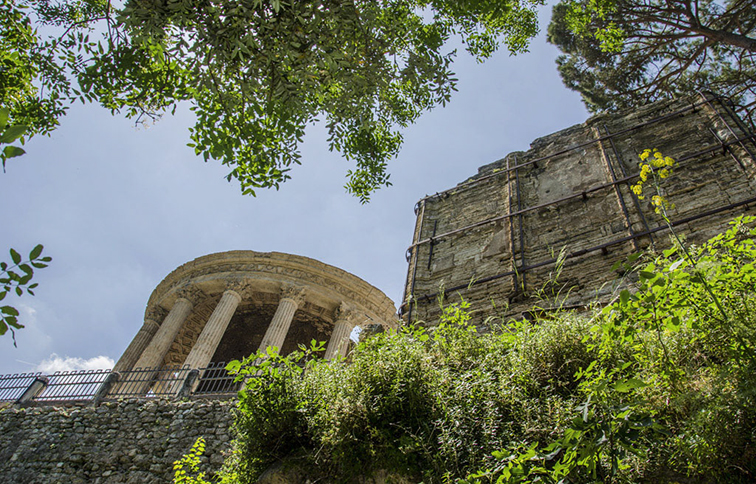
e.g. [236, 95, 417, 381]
[403, 93, 756, 324]
[0, 398, 234, 483]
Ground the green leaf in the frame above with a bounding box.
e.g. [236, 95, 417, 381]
[226, 360, 241, 374]
[0, 108, 8, 131]
[613, 378, 648, 393]
[29, 244, 43, 260]
[2, 146, 26, 158]
[0, 125, 28, 144]
[1, 305, 19, 316]
[10, 248, 21, 264]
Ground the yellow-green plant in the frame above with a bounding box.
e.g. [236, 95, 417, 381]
[173, 437, 211, 484]
[631, 148, 675, 211]
[631, 148, 730, 323]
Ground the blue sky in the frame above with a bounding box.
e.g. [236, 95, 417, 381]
[0, 5, 588, 374]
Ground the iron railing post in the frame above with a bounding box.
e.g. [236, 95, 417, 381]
[178, 369, 200, 399]
[16, 376, 49, 405]
[91, 371, 120, 405]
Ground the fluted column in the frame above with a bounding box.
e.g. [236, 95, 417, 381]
[325, 303, 359, 360]
[125, 286, 202, 396]
[111, 307, 165, 373]
[258, 284, 306, 354]
[182, 283, 245, 371]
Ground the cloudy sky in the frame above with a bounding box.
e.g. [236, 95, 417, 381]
[0, 5, 588, 375]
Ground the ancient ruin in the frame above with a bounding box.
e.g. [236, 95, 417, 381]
[111, 250, 397, 396]
[402, 92, 756, 324]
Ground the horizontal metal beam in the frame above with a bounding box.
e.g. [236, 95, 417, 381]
[399, 195, 756, 314]
[406, 134, 756, 252]
[417, 96, 722, 204]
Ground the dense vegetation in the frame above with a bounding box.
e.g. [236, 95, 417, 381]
[547, 0, 756, 125]
[2, 0, 542, 201]
[176, 215, 756, 483]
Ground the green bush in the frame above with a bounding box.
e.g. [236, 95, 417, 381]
[200, 216, 756, 484]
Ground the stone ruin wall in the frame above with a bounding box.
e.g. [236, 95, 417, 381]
[0, 399, 233, 484]
[403, 93, 756, 325]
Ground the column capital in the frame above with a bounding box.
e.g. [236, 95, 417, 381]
[143, 319, 161, 332]
[145, 306, 168, 325]
[280, 284, 306, 306]
[225, 278, 250, 300]
[175, 285, 205, 306]
[334, 302, 358, 328]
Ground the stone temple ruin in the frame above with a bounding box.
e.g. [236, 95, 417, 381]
[401, 92, 756, 325]
[110, 250, 397, 396]
[1, 93, 755, 482]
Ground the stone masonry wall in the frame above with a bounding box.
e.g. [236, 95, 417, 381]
[403, 93, 756, 324]
[0, 398, 234, 484]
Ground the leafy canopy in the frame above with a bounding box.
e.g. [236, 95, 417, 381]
[0, 0, 109, 139]
[547, 0, 756, 124]
[3, 0, 543, 202]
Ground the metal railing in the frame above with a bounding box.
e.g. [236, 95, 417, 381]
[193, 362, 240, 395]
[36, 369, 111, 402]
[0, 362, 240, 405]
[0, 372, 43, 401]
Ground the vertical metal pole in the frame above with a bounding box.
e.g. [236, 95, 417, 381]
[699, 92, 749, 171]
[406, 199, 426, 324]
[603, 124, 655, 249]
[702, 92, 756, 159]
[716, 96, 756, 156]
[709, 127, 746, 170]
[506, 157, 519, 292]
[427, 221, 438, 270]
[514, 156, 527, 293]
[594, 127, 639, 251]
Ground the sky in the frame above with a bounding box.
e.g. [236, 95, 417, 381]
[0, 5, 588, 375]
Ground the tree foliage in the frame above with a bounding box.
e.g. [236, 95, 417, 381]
[547, 0, 756, 125]
[2, 0, 543, 202]
[0, 0, 109, 138]
[0, 244, 51, 346]
[0, 106, 52, 345]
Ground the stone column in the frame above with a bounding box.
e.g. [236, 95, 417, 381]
[325, 303, 359, 360]
[124, 286, 202, 396]
[258, 284, 306, 354]
[182, 282, 246, 371]
[111, 307, 166, 373]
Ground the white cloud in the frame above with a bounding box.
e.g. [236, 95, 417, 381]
[35, 353, 114, 373]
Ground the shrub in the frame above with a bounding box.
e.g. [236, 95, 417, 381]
[210, 216, 756, 484]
